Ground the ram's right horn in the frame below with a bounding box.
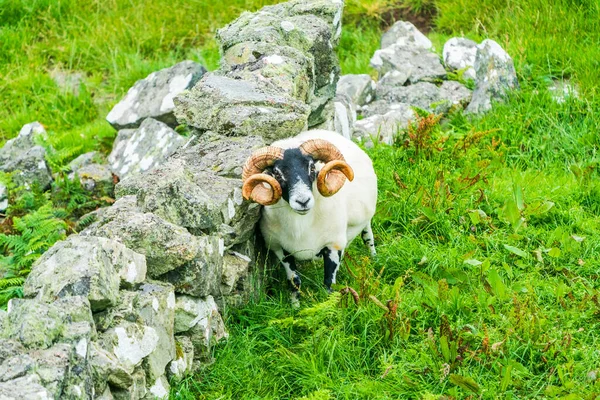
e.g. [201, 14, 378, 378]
[242, 147, 284, 206]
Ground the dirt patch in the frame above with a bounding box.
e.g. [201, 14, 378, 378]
[381, 4, 436, 34]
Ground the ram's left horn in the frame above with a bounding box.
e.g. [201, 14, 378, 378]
[299, 139, 354, 196]
[242, 147, 284, 205]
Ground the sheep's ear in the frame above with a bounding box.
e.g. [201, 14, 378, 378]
[317, 161, 354, 196]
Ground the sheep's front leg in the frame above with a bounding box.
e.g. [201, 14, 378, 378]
[274, 248, 301, 306]
[321, 247, 342, 293]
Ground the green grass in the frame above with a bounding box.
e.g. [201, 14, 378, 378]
[1, 0, 600, 398]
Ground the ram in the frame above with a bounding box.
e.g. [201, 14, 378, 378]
[242, 130, 377, 304]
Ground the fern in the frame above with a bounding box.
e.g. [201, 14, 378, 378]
[0, 203, 67, 308]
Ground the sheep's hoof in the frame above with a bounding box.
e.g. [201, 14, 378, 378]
[325, 286, 334, 294]
[290, 292, 300, 309]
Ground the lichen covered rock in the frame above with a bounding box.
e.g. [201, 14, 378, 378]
[442, 37, 478, 80]
[106, 60, 207, 130]
[370, 44, 446, 83]
[466, 39, 519, 114]
[381, 20, 432, 50]
[23, 235, 147, 310]
[108, 118, 186, 180]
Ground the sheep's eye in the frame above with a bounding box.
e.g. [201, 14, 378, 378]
[309, 164, 316, 173]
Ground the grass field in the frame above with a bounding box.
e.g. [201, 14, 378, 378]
[1, 0, 600, 398]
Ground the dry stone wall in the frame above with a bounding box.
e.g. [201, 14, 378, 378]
[0, 1, 344, 399]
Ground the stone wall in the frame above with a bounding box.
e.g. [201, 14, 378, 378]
[0, 1, 345, 399]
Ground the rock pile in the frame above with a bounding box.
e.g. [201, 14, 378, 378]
[338, 21, 519, 145]
[0, 0, 344, 399]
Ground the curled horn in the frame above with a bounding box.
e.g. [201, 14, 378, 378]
[299, 139, 354, 197]
[242, 147, 284, 206]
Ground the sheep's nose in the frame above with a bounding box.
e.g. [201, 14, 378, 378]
[296, 198, 310, 207]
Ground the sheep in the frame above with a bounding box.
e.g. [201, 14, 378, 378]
[241, 129, 377, 304]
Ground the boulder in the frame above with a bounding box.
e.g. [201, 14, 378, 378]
[75, 163, 114, 197]
[173, 295, 227, 361]
[23, 235, 147, 310]
[381, 20, 432, 50]
[354, 105, 415, 146]
[145, 375, 169, 400]
[89, 341, 134, 392]
[215, 0, 344, 126]
[220, 252, 251, 298]
[174, 74, 310, 141]
[111, 367, 147, 400]
[116, 157, 261, 245]
[0, 374, 53, 400]
[167, 336, 194, 380]
[80, 204, 200, 278]
[223, 44, 313, 103]
[0, 122, 52, 190]
[314, 95, 356, 140]
[336, 74, 376, 106]
[97, 322, 159, 376]
[67, 151, 102, 178]
[438, 80, 472, 111]
[442, 37, 478, 80]
[375, 70, 410, 94]
[106, 61, 207, 130]
[376, 82, 442, 111]
[1, 297, 95, 350]
[466, 39, 519, 114]
[159, 235, 223, 297]
[108, 118, 186, 180]
[0, 183, 7, 213]
[370, 44, 446, 83]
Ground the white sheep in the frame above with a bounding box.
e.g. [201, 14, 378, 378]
[242, 130, 377, 303]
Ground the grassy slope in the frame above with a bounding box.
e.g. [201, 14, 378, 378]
[1, 0, 599, 398]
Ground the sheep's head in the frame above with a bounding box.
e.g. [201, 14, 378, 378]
[242, 139, 354, 213]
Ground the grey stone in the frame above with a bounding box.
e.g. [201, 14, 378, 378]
[466, 39, 519, 114]
[381, 20, 432, 50]
[0, 353, 34, 382]
[376, 82, 442, 111]
[354, 105, 415, 146]
[336, 74, 376, 106]
[174, 74, 310, 141]
[0, 339, 25, 364]
[548, 80, 579, 103]
[442, 37, 478, 80]
[0, 374, 53, 400]
[116, 155, 261, 245]
[111, 367, 146, 400]
[89, 339, 134, 391]
[96, 386, 115, 400]
[108, 118, 186, 180]
[3, 299, 65, 349]
[375, 70, 410, 95]
[160, 235, 223, 297]
[136, 282, 176, 382]
[223, 43, 313, 103]
[67, 151, 103, 178]
[98, 322, 159, 375]
[80, 205, 199, 278]
[167, 336, 194, 380]
[0, 122, 52, 190]
[439, 80, 472, 110]
[50, 68, 85, 96]
[313, 95, 356, 140]
[75, 163, 114, 197]
[24, 235, 147, 310]
[360, 100, 413, 119]
[174, 295, 227, 361]
[0, 184, 7, 213]
[221, 252, 251, 298]
[106, 60, 207, 130]
[370, 44, 446, 83]
[145, 375, 169, 399]
[215, 0, 343, 126]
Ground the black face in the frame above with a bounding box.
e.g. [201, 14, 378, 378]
[269, 148, 317, 213]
